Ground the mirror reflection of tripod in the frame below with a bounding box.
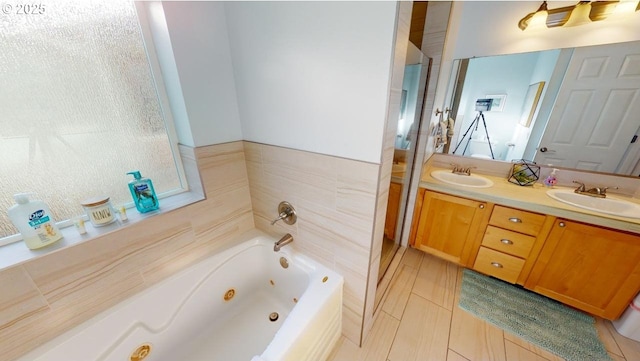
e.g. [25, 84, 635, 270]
[452, 111, 495, 159]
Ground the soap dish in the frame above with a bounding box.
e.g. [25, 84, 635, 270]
[508, 160, 540, 186]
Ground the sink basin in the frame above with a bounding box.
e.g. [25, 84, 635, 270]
[546, 189, 640, 219]
[430, 170, 494, 188]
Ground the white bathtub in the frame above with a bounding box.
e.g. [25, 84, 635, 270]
[18, 231, 343, 361]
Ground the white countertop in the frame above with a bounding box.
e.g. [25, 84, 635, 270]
[420, 165, 640, 235]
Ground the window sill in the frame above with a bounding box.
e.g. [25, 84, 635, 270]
[0, 190, 204, 272]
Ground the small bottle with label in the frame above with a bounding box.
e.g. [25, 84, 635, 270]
[127, 171, 159, 213]
[7, 193, 63, 250]
[544, 168, 559, 187]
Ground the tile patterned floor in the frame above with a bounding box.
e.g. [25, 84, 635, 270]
[328, 247, 640, 361]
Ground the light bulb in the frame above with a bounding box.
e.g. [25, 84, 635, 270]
[613, 0, 640, 15]
[564, 2, 592, 27]
[527, 9, 549, 30]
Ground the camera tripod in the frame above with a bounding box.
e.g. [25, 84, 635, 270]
[452, 111, 495, 159]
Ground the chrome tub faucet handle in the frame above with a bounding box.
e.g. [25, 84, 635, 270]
[270, 201, 297, 225]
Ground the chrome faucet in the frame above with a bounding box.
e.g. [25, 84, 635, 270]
[572, 181, 617, 198]
[270, 201, 297, 225]
[274, 233, 294, 252]
[450, 163, 475, 176]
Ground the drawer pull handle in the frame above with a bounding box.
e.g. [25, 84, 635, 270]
[500, 239, 513, 245]
[508, 217, 522, 223]
[559, 222, 566, 227]
[479, 204, 485, 209]
[491, 262, 503, 268]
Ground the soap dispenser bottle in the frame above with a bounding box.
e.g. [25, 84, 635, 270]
[544, 168, 559, 187]
[7, 193, 63, 249]
[127, 171, 159, 213]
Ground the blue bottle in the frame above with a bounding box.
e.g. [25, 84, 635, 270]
[127, 171, 159, 213]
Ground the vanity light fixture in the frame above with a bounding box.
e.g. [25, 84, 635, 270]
[518, 0, 640, 31]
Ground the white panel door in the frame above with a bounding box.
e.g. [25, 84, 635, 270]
[535, 41, 640, 173]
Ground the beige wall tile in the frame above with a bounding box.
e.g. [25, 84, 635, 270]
[298, 202, 372, 252]
[0, 266, 49, 330]
[195, 141, 249, 195]
[336, 158, 378, 220]
[343, 306, 365, 346]
[261, 145, 337, 209]
[179, 144, 204, 197]
[245, 141, 378, 345]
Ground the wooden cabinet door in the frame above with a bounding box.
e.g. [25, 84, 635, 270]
[525, 219, 640, 320]
[414, 190, 490, 265]
[384, 181, 403, 241]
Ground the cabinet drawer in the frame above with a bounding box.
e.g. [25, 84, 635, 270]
[474, 247, 525, 284]
[489, 206, 546, 236]
[482, 226, 535, 258]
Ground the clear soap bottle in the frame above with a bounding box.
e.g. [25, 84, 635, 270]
[127, 171, 159, 213]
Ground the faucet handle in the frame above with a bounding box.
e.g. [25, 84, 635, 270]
[463, 166, 477, 175]
[572, 181, 586, 192]
[600, 186, 618, 195]
[270, 201, 297, 225]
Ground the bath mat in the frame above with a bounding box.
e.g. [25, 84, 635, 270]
[459, 269, 611, 361]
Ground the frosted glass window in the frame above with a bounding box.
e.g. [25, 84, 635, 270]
[0, 0, 183, 238]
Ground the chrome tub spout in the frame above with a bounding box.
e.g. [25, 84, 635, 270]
[274, 233, 294, 252]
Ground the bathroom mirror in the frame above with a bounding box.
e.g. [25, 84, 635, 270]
[442, 40, 640, 176]
[380, 43, 430, 283]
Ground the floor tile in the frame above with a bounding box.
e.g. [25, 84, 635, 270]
[505, 340, 550, 361]
[446, 349, 470, 361]
[412, 253, 457, 310]
[328, 311, 399, 361]
[401, 246, 424, 268]
[605, 321, 640, 361]
[388, 294, 451, 361]
[382, 263, 419, 320]
[503, 332, 564, 361]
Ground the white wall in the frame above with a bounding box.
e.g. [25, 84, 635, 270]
[161, 2, 243, 147]
[224, 1, 398, 164]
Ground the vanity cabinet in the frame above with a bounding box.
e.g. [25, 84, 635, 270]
[413, 190, 491, 265]
[525, 219, 640, 320]
[413, 185, 640, 320]
[472, 205, 553, 285]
